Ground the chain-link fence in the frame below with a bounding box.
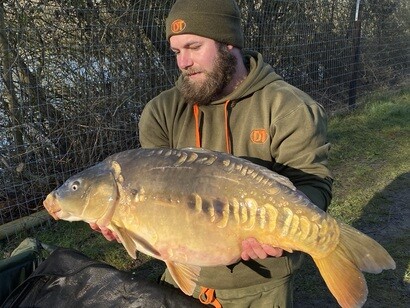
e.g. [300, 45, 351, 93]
[0, 0, 409, 239]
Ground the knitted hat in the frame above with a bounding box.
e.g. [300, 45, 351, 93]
[166, 0, 244, 48]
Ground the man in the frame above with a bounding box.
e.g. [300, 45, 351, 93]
[137, 0, 332, 307]
[93, 0, 332, 306]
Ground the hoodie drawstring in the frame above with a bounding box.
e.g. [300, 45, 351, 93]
[224, 100, 232, 154]
[193, 103, 201, 148]
[193, 101, 232, 154]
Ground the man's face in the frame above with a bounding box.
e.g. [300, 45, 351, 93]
[170, 34, 237, 105]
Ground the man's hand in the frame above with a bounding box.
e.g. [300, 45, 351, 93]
[241, 237, 283, 260]
[89, 223, 121, 242]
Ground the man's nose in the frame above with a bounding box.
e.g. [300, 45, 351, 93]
[177, 51, 193, 70]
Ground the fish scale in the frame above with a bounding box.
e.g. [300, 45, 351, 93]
[43, 147, 396, 308]
[163, 148, 316, 240]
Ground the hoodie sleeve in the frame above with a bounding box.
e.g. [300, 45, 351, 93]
[269, 93, 333, 211]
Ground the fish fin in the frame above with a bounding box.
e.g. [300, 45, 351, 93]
[110, 225, 137, 258]
[313, 246, 367, 308]
[110, 225, 161, 260]
[181, 147, 209, 153]
[313, 223, 395, 308]
[165, 261, 200, 296]
[337, 223, 395, 273]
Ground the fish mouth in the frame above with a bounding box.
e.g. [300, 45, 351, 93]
[43, 193, 62, 220]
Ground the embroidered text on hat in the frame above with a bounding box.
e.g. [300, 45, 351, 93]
[171, 19, 186, 33]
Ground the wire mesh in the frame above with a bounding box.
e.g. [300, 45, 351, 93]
[0, 0, 409, 239]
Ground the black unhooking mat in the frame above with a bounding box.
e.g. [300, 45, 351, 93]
[2, 247, 205, 308]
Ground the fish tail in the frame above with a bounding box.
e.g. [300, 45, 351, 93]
[313, 223, 395, 308]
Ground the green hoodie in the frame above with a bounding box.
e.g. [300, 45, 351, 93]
[138, 51, 333, 290]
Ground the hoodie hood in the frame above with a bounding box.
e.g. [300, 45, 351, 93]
[175, 51, 283, 105]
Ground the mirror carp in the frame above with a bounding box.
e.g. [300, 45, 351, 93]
[43, 147, 395, 308]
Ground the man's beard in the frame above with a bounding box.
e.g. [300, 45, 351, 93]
[178, 45, 237, 105]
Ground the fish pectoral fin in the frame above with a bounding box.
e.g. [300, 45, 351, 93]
[110, 225, 161, 260]
[165, 261, 200, 296]
[109, 225, 138, 259]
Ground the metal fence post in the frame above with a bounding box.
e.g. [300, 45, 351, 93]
[348, 0, 362, 109]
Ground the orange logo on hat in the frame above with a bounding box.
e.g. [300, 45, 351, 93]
[171, 19, 186, 33]
[250, 129, 268, 144]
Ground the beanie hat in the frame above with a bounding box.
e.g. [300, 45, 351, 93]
[166, 0, 244, 48]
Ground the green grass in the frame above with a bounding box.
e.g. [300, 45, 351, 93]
[1, 86, 409, 307]
[328, 88, 409, 223]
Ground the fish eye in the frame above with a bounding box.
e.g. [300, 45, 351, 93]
[71, 180, 81, 191]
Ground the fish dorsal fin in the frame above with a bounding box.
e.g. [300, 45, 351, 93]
[181, 147, 296, 191]
[110, 225, 161, 260]
[181, 147, 210, 153]
[165, 261, 201, 296]
[262, 168, 296, 191]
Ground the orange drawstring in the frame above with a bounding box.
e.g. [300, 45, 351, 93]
[199, 287, 222, 308]
[193, 103, 201, 148]
[224, 100, 231, 154]
[193, 101, 232, 154]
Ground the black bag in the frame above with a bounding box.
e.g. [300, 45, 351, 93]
[0, 238, 53, 305]
[2, 247, 205, 308]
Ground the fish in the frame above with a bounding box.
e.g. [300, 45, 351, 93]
[43, 147, 395, 308]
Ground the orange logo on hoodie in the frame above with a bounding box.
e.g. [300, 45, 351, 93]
[250, 129, 268, 144]
[171, 19, 186, 33]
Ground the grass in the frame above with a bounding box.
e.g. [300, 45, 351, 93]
[295, 86, 410, 307]
[328, 88, 409, 223]
[1, 86, 409, 307]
